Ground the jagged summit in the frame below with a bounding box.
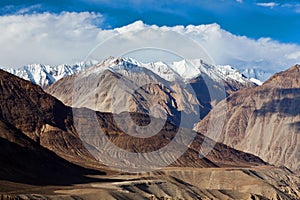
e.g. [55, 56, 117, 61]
[0, 60, 98, 88]
[86, 56, 257, 84]
[1, 56, 259, 88]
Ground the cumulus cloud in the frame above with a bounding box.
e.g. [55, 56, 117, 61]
[173, 24, 300, 72]
[287, 51, 300, 60]
[0, 12, 300, 74]
[0, 12, 104, 68]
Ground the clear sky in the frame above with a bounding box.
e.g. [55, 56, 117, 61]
[0, 0, 299, 72]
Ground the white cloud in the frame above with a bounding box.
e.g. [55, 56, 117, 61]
[287, 51, 300, 60]
[0, 12, 299, 74]
[0, 12, 104, 68]
[256, 2, 279, 8]
[236, 0, 243, 3]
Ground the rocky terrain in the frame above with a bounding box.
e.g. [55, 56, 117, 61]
[46, 57, 256, 122]
[194, 65, 300, 171]
[0, 64, 299, 199]
[1, 167, 299, 200]
[0, 69, 264, 170]
[0, 119, 105, 186]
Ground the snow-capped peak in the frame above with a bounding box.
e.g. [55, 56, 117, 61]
[169, 59, 253, 84]
[1, 60, 98, 88]
[1, 56, 258, 88]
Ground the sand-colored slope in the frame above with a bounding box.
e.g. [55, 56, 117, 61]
[194, 65, 300, 171]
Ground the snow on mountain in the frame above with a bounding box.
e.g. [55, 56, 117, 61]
[1, 60, 98, 88]
[171, 59, 201, 80]
[170, 59, 253, 84]
[242, 68, 272, 83]
[88, 57, 254, 85]
[86, 57, 181, 81]
[249, 78, 263, 86]
[1, 56, 257, 88]
[122, 58, 181, 81]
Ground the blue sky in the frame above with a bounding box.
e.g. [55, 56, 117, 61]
[0, 0, 300, 44]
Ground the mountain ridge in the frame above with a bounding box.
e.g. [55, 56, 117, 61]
[194, 64, 300, 171]
[1, 57, 262, 88]
[46, 57, 257, 124]
[0, 68, 266, 171]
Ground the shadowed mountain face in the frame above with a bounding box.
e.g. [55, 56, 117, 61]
[0, 69, 94, 163]
[0, 69, 265, 172]
[194, 65, 300, 171]
[0, 119, 104, 185]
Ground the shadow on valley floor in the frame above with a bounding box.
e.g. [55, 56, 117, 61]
[0, 137, 111, 186]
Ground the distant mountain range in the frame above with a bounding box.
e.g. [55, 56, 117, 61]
[1, 58, 265, 88]
[0, 60, 98, 88]
[45, 57, 257, 124]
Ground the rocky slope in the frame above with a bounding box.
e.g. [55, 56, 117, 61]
[0, 67, 299, 199]
[194, 65, 300, 171]
[46, 57, 257, 122]
[0, 69, 265, 171]
[0, 119, 104, 185]
[73, 110, 266, 171]
[0, 69, 95, 164]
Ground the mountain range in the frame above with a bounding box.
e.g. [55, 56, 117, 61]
[45, 57, 257, 124]
[0, 60, 98, 88]
[0, 68, 264, 169]
[1, 58, 262, 88]
[0, 57, 299, 199]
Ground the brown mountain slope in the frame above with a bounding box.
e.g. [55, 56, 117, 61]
[0, 69, 265, 171]
[0, 119, 104, 185]
[194, 64, 300, 171]
[45, 58, 256, 123]
[73, 110, 266, 171]
[0, 69, 95, 163]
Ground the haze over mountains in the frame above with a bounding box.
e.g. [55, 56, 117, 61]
[0, 57, 299, 199]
